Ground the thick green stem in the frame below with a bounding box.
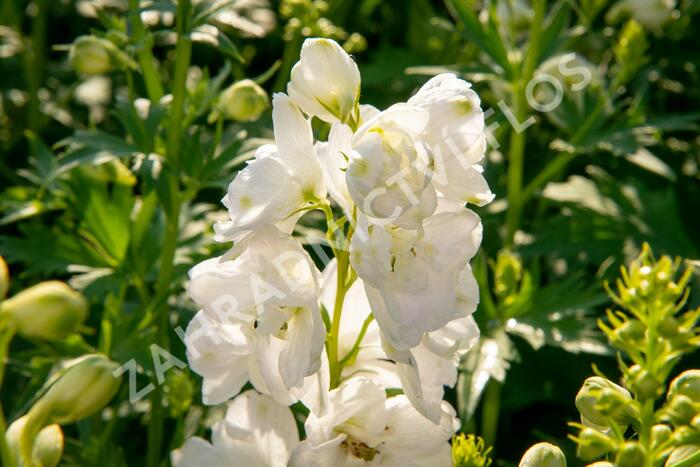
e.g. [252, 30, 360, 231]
[0, 326, 15, 467]
[481, 379, 502, 447]
[146, 2, 191, 464]
[165, 0, 193, 168]
[129, 0, 164, 102]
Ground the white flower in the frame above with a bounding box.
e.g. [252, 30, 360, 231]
[289, 378, 457, 467]
[288, 38, 361, 125]
[407, 73, 494, 207]
[319, 259, 401, 389]
[172, 390, 299, 467]
[351, 206, 483, 350]
[383, 313, 480, 423]
[215, 93, 326, 241]
[184, 228, 325, 404]
[343, 104, 437, 228]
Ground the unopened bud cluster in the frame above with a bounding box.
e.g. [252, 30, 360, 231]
[520, 245, 700, 467]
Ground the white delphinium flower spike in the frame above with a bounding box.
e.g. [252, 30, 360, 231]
[289, 378, 457, 467]
[215, 94, 326, 241]
[184, 228, 325, 405]
[407, 73, 494, 207]
[172, 390, 299, 467]
[288, 38, 361, 125]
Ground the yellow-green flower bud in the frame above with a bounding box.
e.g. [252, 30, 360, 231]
[615, 442, 645, 467]
[667, 445, 700, 467]
[0, 256, 8, 300]
[28, 355, 121, 426]
[585, 463, 614, 467]
[615, 320, 645, 343]
[669, 370, 700, 402]
[665, 395, 697, 426]
[219, 79, 269, 122]
[69, 36, 118, 75]
[519, 442, 567, 467]
[651, 424, 672, 450]
[6, 416, 64, 467]
[0, 281, 88, 341]
[625, 365, 662, 400]
[576, 377, 634, 427]
[576, 428, 617, 460]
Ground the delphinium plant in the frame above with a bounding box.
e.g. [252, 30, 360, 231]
[518, 244, 700, 467]
[171, 37, 495, 466]
[0, 256, 121, 467]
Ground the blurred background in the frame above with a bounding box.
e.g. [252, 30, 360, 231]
[1, 0, 699, 465]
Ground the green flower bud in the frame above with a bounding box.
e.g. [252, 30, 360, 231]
[615, 442, 646, 467]
[651, 424, 672, 450]
[667, 445, 700, 466]
[665, 395, 697, 426]
[669, 370, 700, 402]
[671, 426, 700, 446]
[658, 316, 680, 338]
[626, 366, 662, 400]
[69, 36, 119, 75]
[519, 442, 567, 467]
[29, 355, 121, 426]
[0, 281, 88, 341]
[585, 463, 614, 467]
[576, 428, 617, 460]
[0, 256, 8, 300]
[615, 320, 645, 342]
[576, 377, 634, 427]
[219, 79, 269, 122]
[6, 416, 63, 467]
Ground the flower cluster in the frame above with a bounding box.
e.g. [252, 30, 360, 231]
[174, 37, 492, 466]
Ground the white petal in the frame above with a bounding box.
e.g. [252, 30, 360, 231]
[288, 436, 347, 467]
[288, 38, 360, 124]
[171, 437, 228, 467]
[381, 396, 457, 455]
[279, 305, 325, 388]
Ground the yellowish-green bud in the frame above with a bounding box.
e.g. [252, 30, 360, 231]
[651, 424, 672, 450]
[519, 442, 567, 467]
[0, 281, 88, 341]
[625, 365, 662, 400]
[576, 377, 634, 427]
[669, 370, 700, 402]
[0, 256, 8, 300]
[585, 463, 614, 467]
[667, 445, 700, 467]
[6, 416, 64, 467]
[576, 428, 616, 460]
[69, 36, 118, 75]
[666, 395, 698, 426]
[219, 79, 269, 122]
[28, 355, 121, 427]
[615, 442, 646, 467]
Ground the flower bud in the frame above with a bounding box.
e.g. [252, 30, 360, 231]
[615, 442, 645, 467]
[28, 355, 121, 428]
[626, 365, 662, 400]
[519, 442, 567, 467]
[585, 463, 614, 467]
[658, 316, 680, 338]
[669, 370, 700, 402]
[288, 38, 361, 125]
[576, 428, 617, 460]
[651, 424, 672, 450]
[615, 320, 645, 342]
[0, 281, 88, 341]
[69, 36, 119, 75]
[576, 377, 633, 427]
[219, 79, 269, 122]
[0, 256, 8, 300]
[665, 395, 697, 426]
[6, 416, 63, 467]
[667, 445, 700, 466]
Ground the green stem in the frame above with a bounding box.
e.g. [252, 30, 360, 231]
[129, 0, 164, 102]
[165, 0, 193, 168]
[0, 326, 15, 467]
[481, 379, 502, 447]
[273, 34, 302, 92]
